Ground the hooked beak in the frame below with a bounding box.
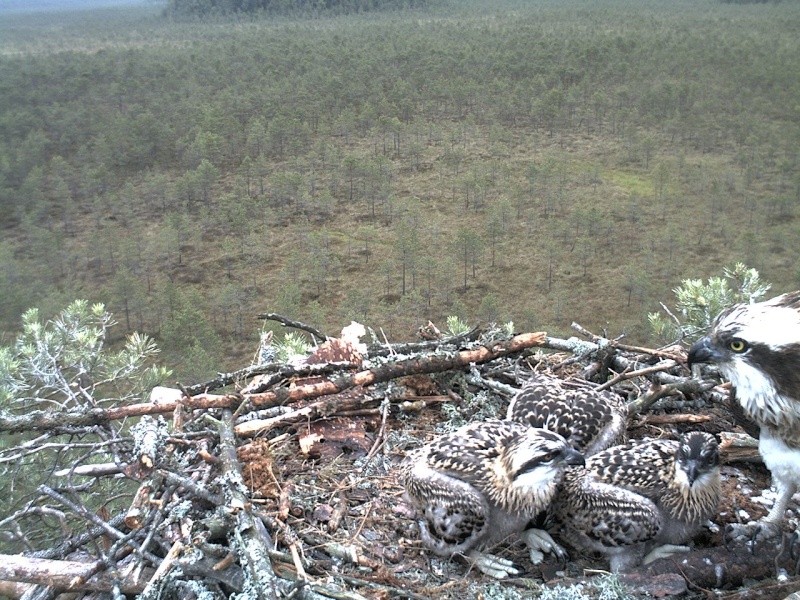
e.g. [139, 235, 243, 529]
[687, 336, 722, 368]
[561, 446, 585, 467]
[685, 461, 699, 485]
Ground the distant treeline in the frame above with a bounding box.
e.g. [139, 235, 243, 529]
[165, 0, 428, 17]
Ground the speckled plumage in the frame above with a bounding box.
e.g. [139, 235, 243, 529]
[506, 373, 628, 456]
[555, 431, 721, 572]
[689, 291, 800, 529]
[400, 420, 584, 577]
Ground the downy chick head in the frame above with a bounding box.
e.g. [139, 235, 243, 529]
[497, 427, 584, 513]
[664, 431, 721, 526]
[674, 431, 719, 489]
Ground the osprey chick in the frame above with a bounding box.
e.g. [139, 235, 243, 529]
[507, 373, 628, 456]
[556, 432, 721, 572]
[505, 373, 629, 561]
[688, 290, 800, 533]
[401, 420, 584, 578]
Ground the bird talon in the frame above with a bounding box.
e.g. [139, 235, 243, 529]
[723, 524, 736, 551]
[523, 528, 566, 565]
[789, 531, 800, 560]
[752, 521, 782, 545]
[468, 550, 519, 579]
[750, 524, 762, 550]
[725, 520, 781, 550]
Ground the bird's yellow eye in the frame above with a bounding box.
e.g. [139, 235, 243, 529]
[728, 339, 748, 353]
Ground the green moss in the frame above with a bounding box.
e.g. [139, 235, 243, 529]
[605, 170, 653, 197]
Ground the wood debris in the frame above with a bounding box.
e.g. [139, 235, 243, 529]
[0, 317, 798, 599]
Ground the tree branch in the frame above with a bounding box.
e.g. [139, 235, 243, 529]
[256, 313, 328, 343]
[0, 331, 549, 432]
[217, 409, 285, 597]
[0, 555, 153, 594]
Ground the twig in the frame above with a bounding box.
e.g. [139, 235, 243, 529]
[466, 366, 520, 398]
[366, 326, 482, 357]
[53, 462, 123, 478]
[638, 413, 713, 425]
[543, 335, 600, 354]
[349, 501, 372, 544]
[0, 555, 153, 594]
[139, 541, 184, 598]
[361, 396, 391, 471]
[305, 585, 370, 600]
[571, 321, 601, 340]
[256, 313, 328, 343]
[240, 361, 359, 395]
[627, 379, 717, 417]
[180, 362, 282, 396]
[595, 361, 679, 391]
[571, 321, 684, 360]
[29, 513, 127, 561]
[594, 366, 633, 391]
[37, 486, 161, 564]
[124, 479, 157, 530]
[158, 469, 224, 506]
[288, 541, 307, 581]
[336, 574, 431, 600]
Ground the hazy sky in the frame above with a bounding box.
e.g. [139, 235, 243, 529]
[0, 0, 158, 15]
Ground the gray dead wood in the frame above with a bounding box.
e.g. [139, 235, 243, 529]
[0, 331, 548, 433]
[0, 554, 153, 594]
[216, 409, 286, 598]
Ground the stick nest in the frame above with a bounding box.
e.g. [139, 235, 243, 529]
[1, 319, 799, 600]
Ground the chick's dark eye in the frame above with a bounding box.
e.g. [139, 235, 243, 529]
[541, 451, 557, 463]
[728, 338, 748, 353]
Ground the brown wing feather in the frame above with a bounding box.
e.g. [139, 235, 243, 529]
[507, 373, 627, 455]
[765, 290, 800, 310]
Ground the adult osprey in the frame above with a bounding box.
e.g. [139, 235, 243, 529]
[688, 290, 800, 532]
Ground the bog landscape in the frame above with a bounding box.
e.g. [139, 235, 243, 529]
[0, 0, 799, 598]
[2, 0, 799, 378]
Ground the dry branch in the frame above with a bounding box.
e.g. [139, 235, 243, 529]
[638, 413, 713, 425]
[0, 318, 780, 599]
[627, 379, 717, 416]
[366, 326, 482, 357]
[240, 330, 548, 409]
[718, 579, 800, 600]
[256, 312, 328, 342]
[0, 554, 153, 594]
[0, 331, 548, 432]
[551, 541, 799, 600]
[185, 361, 358, 397]
[636, 538, 800, 592]
[719, 431, 761, 463]
[570, 321, 685, 361]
